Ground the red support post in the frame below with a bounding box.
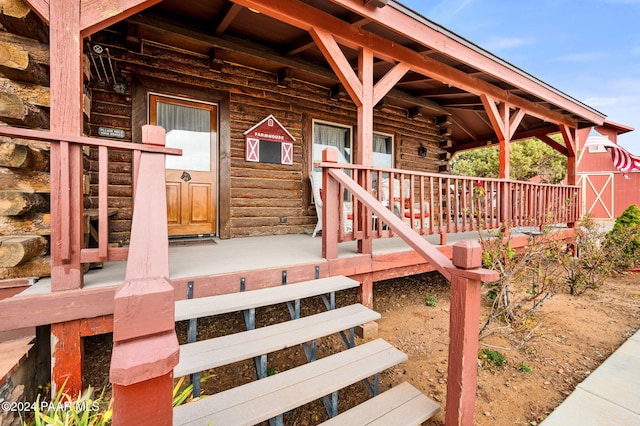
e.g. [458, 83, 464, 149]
[356, 47, 374, 256]
[445, 241, 499, 426]
[48, 0, 85, 397]
[110, 126, 179, 425]
[50, 320, 83, 395]
[566, 151, 577, 228]
[49, 0, 84, 292]
[321, 149, 340, 260]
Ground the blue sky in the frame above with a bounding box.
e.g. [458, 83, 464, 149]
[399, 0, 640, 150]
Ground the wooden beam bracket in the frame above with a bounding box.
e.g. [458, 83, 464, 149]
[278, 67, 294, 86]
[208, 49, 224, 72]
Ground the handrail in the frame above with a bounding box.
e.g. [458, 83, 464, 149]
[324, 168, 454, 281]
[0, 125, 182, 155]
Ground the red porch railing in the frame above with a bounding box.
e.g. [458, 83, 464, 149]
[318, 148, 500, 425]
[0, 125, 181, 271]
[318, 162, 580, 245]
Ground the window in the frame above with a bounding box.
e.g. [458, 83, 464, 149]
[150, 95, 216, 172]
[373, 132, 393, 168]
[588, 144, 607, 153]
[312, 121, 352, 169]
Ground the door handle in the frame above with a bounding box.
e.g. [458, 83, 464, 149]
[180, 171, 192, 182]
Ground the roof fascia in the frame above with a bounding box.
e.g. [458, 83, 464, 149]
[602, 120, 635, 134]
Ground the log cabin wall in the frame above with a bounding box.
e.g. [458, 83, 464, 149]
[86, 23, 447, 241]
[0, 1, 52, 280]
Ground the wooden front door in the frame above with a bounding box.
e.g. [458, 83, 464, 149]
[150, 94, 218, 236]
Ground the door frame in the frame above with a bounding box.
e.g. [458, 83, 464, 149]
[132, 75, 232, 238]
[149, 92, 219, 237]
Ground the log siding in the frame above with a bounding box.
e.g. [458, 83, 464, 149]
[86, 26, 444, 241]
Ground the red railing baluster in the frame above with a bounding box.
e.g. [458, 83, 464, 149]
[445, 177, 452, 233]
[98, 146, 109, 260]
[428, 176, 435, 235]
[419, 175, 426, 234]
[453, 178, 460, 233]
[60, 140, 71, 262]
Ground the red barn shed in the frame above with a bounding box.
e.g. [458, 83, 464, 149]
[577, 121, 637, 222]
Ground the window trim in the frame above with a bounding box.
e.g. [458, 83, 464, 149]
[588, 144, 607, 153]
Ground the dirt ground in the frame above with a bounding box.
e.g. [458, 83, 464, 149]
[83, 270, 640, 425]
[372, 271, 640, 425]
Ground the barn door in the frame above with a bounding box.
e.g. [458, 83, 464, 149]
[580, 173, 614, 219]
[149, 94, 218, 237]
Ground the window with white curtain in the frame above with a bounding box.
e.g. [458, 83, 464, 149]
[311, 121, 393, 169]
[312, 121, 352, 169]
[155, 100, 212, 171]
[373, 132, 393, 168]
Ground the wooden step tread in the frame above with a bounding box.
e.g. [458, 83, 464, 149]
[175, 303, 380, 378]
[175, 275, 359, 321]
[319, 381, 440, 425]
[173, 338, 406, 426]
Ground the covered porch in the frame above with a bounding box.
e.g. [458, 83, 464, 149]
[0, 0, 600, 291]
[0, 0, 608, 423]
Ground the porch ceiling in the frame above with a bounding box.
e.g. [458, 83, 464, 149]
[125, 0, 606, 152]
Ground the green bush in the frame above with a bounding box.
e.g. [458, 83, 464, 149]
[607, 204, 640, 269]
[559, 215, 615, 295]
[612, 204, 640, 228]
[516, 363, 532, 373]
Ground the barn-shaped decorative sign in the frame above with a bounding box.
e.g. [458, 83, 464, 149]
[244, 115, 295, 165]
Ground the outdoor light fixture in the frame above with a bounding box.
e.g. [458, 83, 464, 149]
[364, 0, 388, 8]
[418, 144, 427, 158]
[113, 79, 128, 95]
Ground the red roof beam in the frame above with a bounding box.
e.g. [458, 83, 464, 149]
[232, 0, 584, 128]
